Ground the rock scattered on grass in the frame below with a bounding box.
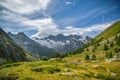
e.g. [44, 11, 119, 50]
[32, 67, 43, 72]
[64, 68, 70, 72]
[70, 60, 80, 65]
[60, 72, 74, 76]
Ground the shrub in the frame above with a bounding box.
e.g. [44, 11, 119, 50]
[41, 56, 48, 61]
[94, 74, 105, 79]
[84, 72, 94, 77]
[92, 54, 96, 60]
[46, 67, 61, 74]
[32, 67, 43, 72]
[5, 63, 21, 67]
[23, 77, 35, 80]
[1, 73, 18, 80]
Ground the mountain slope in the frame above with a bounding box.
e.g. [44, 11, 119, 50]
[73, 20, 120, 61]
[95, 21, 120, 41]
[0, 27, 31, 63]
[8, 32, 56, 57]
[33, 34, 92, 53]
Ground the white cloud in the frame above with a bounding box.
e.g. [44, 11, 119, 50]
[0, 0, 50, 14]
[1, 9, 113, 38]
[0, 0, 114, 38]
[25, 18, 60, 38]
[32, 22, 113, 38]
[66, 1, 74, 5]
[60, 23, 112, 36]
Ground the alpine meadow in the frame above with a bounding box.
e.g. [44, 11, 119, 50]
[0, 0, 120, 80]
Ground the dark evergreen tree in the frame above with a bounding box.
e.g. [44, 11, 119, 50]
[92, 54, 96, 60]
[116, 36, 120, 46]
[109, 52, 113, 58]
[114, 35, 118, 40]
[110, 42, 114, 47]
[53, 52, 62, 58]
[86, 48, 89, 51]
[106, 52, 113, 58]
[103, 44, 109, 50]
[114, 48, 120, 53]
[92, 49, 95, 52]
[105, 53, 109, 58]
[85, 54, 90, 60]
[41, 56, 48, 61]
[96, 42, 100, 46]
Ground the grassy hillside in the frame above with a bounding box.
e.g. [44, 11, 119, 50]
[95, 20, 120, 40]
[0, 21, 120, 80]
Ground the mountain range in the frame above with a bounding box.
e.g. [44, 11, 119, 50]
[8, 32, 56, 57]
[32, 34, 92, 53]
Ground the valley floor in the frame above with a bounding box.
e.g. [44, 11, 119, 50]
[0, 58, 120, 80]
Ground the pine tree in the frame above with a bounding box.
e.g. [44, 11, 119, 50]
[103, 44, 109, 50]
[116, 36, 120, 46]
[105, 53, 109, 58]
[109, 52, 113, 58]
[92, 49, 95, 52]
[110, 42, 114, 47]
[106, 52, 113, 58]
[96, 42, 100, 46]
[92, 54, 96, 60]
[86, 48, 89, 51]
[85, 54, 90, 60]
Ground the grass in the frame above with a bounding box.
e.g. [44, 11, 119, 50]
[0, 60, 120, 80]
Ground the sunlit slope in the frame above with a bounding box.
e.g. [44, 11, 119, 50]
[95, 20, 120, 41]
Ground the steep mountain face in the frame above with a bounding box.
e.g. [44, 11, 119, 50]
[8, 32, 55, 57]
[0, 27, 29, 62]
[32, 34, 92, 53]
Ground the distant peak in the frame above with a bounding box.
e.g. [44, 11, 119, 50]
[85, 36, 91, 38]
[56, 34, 64, 37]
[8, 32, 14, 36]
[18, 32, 24, 35]
[16, 32, 27, 37]
[8, 32, 13, 35]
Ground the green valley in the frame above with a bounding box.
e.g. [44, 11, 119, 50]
[0, 21, 120, 80]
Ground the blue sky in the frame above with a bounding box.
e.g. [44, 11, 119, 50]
[0, 0, 120, 38]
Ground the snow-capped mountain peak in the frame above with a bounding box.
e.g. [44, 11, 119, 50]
[32, 34, 92, 53]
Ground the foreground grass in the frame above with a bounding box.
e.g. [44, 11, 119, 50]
[0, 59, 120, 80]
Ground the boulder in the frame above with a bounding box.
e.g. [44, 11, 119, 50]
[70, 60, 80, 65]
[48, 58, 57, 61]
[32, 67, 43, 72]
[64, 68, 70, 72]
[60, 72, 74, 76]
